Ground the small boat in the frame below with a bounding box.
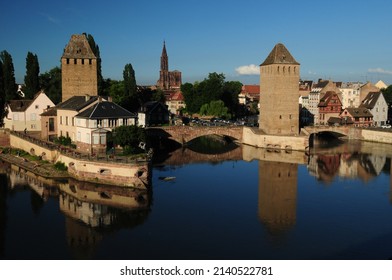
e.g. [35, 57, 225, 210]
[158, 176, 176, 181]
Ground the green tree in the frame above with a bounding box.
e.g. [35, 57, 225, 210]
[222, 81, 242, 114]
[0, 59, 5, 126]
[200, 100, 230, 119]
[181, 82, 200, 114]
[108, 79, 125, 104]
[85, 33, 103, 95]
[112, 125, 146, 155]
[0, 50, 18, 102]
[181, 72, 242, 117]
[152, 88, 166, 103]
[122, 63, 138, 112]
[381, 85, 392, 104]
[39, 67, 61, 104]
[24, 52, 40, 99]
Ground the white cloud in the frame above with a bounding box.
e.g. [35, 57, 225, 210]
[368, 68, 392, 75]
[235, 64, 259, 75]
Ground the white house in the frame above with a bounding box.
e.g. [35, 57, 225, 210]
[3, 91, 55, 131]
[360, 92, 388, 127]
[74, 99, 137, 154]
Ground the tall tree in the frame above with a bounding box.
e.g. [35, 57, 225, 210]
[0, 50, 18, 102]
[0, 60, 5, 126]
[85, 33, 103, 96]
[122, 63, 138, 112]
[24, 52, 40, 99]
[39, 67, 61, 104]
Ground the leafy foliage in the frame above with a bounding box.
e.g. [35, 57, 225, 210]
[24, 52, 40, 99]
[200, 100, 231, 119]
[111, 125, 146, 155]
[85, 33, 103, 96]
[54, 161, 68, 171]
[181, 72, 242, 117]
[0, 50, 18, 102]
[122, 63, 139, 112]
[0, 59, 5, 126]
[381, 85, 392, 104]
[39, 67, 61, 104]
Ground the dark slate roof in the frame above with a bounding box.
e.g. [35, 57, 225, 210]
[260, 43, 299, 66]
[8, 100, 33, 112]
[62, 34, 96, 59]
[344, 107, 373, 118]
[360, 92, 381, 109]
[139, 101, 169, 114]
[75, 101, 136, 119]
[40, 107, 57, 117]
[56, 95, 99, 111]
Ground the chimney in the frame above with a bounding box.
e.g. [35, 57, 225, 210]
[85, 94, 91, 101]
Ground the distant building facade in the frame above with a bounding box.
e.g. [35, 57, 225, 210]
[61, 34, 98, 102]
[360, 91, 388, 127]
[157, 41, 182, 90]
[259, 43, 300, 135]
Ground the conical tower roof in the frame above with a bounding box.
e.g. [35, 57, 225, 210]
[260, 43, 299, 66]
[161, 41, 167, 57]
[62, 34, 96, 59]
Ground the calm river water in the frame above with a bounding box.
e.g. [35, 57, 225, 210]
[1, 139, 392, 260]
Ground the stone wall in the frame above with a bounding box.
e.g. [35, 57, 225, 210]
[361, 129, 392, 144]
[242, 127, 309, 151]
[9, 133, 149, 189]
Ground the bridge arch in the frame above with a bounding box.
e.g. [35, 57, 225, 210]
[146, 126, 243, 146]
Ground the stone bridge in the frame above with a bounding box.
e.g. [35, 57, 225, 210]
[302, 125, 363, 140]
[146, 126, 243, 145]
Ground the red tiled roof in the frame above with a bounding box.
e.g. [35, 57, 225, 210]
[167, 91, 184, 101]
[241, 85, 260, 95]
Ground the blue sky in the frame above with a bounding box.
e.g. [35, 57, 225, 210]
[1, 0, 392, 86]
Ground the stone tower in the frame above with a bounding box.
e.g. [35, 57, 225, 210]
[157, 41, 182, 90]
[259, 43, 300, 135]
[61, 34, 98, 102]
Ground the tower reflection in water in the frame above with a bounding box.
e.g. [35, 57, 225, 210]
[257, 145, 391, 241]
[258, 161, 298, 238]
[59, 179, 151, 259]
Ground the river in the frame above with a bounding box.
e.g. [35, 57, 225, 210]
[0, 139, 391, 260]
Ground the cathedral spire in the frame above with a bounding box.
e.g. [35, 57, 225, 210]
[160, 41, 168, 71]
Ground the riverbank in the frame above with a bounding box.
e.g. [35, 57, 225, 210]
[0, 148, 69, 179]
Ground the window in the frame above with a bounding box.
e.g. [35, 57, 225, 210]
[93, 135, 99, 144]
[77, 132, 81, 141]
[82, 59, 84, 65]
[49, 118, 55, 132]
[35, 105, 39, 109]
[66, 116, 68, 125]
[66, 58, 69, 64]
[30, 113, 36, 121]
[89, 59, 92, 65]
[74, 59, 77, 64]
[60, 116, 63, 125]
[13, 113, 19, 121]
[31, 124, 36, 129]
[86, 133, 90, 144]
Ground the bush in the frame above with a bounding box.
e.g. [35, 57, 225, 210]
[54, 161, 68, 171]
